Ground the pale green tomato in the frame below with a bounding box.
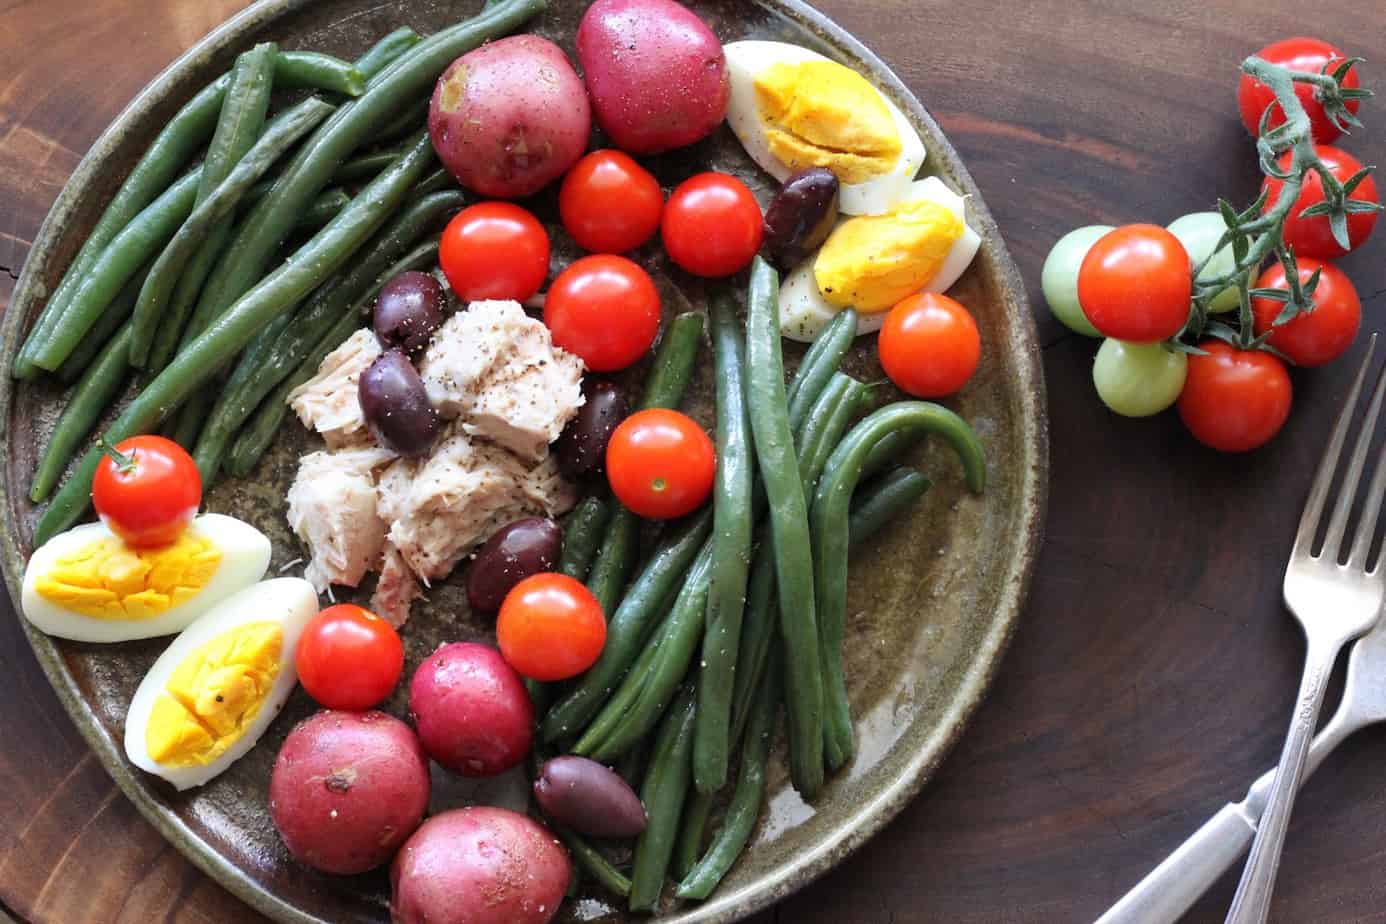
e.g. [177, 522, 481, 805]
[1167, 211, 1240, 313]
[1041, 225, 1113, 337]
[1092, 338, 1188, 417]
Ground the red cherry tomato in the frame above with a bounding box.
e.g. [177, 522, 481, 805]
[1237, 38, 1361, 144]
[497, 573, 607, 681]
[606, 409, 715, 519]
[544, 255, 661, 372]
[661, 172, 764, 277]
[295, 604, 405, 710]
[1262, 145, 1379, 259]
[1077, 224, 1192, 343]
[439, 202, 550, 302]
[1251, 257, 1361, 367]
[560, 150, 664, 254]
[1177, 341, 1292, 452]
[878, 293, 981, 398]
[92, 435, 201, 548]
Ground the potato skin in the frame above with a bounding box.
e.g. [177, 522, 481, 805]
[408, 642, 533, 776]
[269, 710, 430, 875]
[576, 0, 729, 154]
[390, 807, 570, 924]
[428, 35, 591, 198]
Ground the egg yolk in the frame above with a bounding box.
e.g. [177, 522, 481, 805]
[754, 59, 902, 184]
[34, 531, 222, 620]
[144, 621, 283, 767]
[813, 199, 964, 313]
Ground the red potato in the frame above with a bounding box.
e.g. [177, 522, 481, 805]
[576, 0, 730, 154]
[429, 35, 591, 198]
[269, 710, 430, 875]
[409, 642, 533, 776]
[390, 807, 570, 924]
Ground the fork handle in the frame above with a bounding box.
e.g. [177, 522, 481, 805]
[1224, 641, 1338, 924]
[1094, 803, 1257, 924]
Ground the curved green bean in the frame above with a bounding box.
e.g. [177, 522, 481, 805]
[785, 308, 856, 433]
[351, 27, 422, 80]
[272, 50, 364, 96]
[745, 255, 823, 799]
[554, 825, 632, 899]
[674, 789, 717, 880]
[558, 496, 611, 581]
[848, 468, 933, 544]
[34, 135, 436, 544]
[628, 684, 696, 912]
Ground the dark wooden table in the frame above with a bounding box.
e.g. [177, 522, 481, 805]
[4, 0, 1386, 921]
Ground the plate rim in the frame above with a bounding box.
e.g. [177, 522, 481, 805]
[0, 0, 1049, 921]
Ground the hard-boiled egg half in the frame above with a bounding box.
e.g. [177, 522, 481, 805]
[724, 40, 927, 216]
[779, 177, 983, 342]
[21, 513, 271, 643]
[124, 577, 318, 790]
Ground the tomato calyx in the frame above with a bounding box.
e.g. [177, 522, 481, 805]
[97, 437, 138, 476]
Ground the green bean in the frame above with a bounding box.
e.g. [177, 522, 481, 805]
[785, 309, 857, 433]
[411, 167, 457, 197]
[628, 684, 696, 912]
[369, 97, 431, 145]
[638, 312, 704, 411]
[186, 0, 543, 362]
[150, 222, 233, 373]
[542, 507, 713, 744]
[332, 148, 403, 183]
[131, 96, 334, 367]
[558, 496, 611, 581]
[797, 374, 868, 495]
[693, 293, 754, 795]
[848, 468, 932, 544]
[56, 262, 150, 385]
[298, 188, 351, 230]
[555, 825, 632, 898]
[584, 511, 638, 618]
[744, 256, 822, 799]
[677, 659, 779, 901]
[272, 51, 364, 96]
[224, 237, 441, 478]
[193, 191, 463, 477]
[30, 325, 134, 503]
[615, 735, 651, 793]
[813, 402, 984, 769]
[524, 677, 553, 717]
[674, 789, 716, 880]
[352, 27, 422, 80]
[12, 51, 377, 379]
[34, 135, 437, 544]
[858, 428, 919, 482]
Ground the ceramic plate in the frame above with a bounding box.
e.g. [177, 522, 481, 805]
[0, 1, 1047, 920]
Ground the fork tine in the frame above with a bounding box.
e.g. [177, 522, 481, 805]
[1322, 342, 1386, 563]
[1294, 333, 1378, 560]
[1350, 373, 1386, 569]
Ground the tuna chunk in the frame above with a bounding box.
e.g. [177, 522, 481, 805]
[286, 446, 396, 593]
[288, 328, 382, 449]
[372, 543, 422, 628]
[379, 422, 577, 582]
[419, 300, 585, 461]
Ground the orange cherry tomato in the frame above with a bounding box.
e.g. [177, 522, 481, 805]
[439, 202, 550, 302]
[605, 409, 716, 519]
[878, 293, 981, 397]
[560, 150, 664, 253]
[295, 604, 404, 711]
[544, 255, 661, 372]
[92, 435, 201, 548]
[1077, 224, 1192, 343]
[661, 172, 763, 278]
[497, 573, 607, 681]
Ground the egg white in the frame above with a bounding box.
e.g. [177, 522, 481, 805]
[123, 577, 319, 791]
[724, 40, 927, 216]
[21, 513, 272, 643]
[778, 177, 983, 342]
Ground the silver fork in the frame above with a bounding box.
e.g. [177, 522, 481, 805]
[1095, 599, 1386, 924]
[1224, 334, 1386, 924]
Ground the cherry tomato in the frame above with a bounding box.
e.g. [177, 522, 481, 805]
[497, 573, 607, 682]
[1251, 258, 1361, 367]
[439, 202, 550, 302]
[661, 172, 764, 278]
[544, 255, 661, 372]
[560, 150, 664, 254]
[606, 409, 715, 519]
[878, 293, 981, 398]
[92, 435, 201, 548]
[1237, 38, 1361, 144]
[1177, 340, 1292, 452]
[1262, 145, 1379, 259]
[1077, 224, 1192, 343]
[295, 604, 404, 710]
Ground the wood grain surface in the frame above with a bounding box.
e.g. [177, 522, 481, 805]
[3, 0, 1386, 922]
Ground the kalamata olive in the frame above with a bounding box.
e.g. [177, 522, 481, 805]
[763, 167, 841, 269]
[374, 271, 446, 355]
[533, 755, 647, 838]
[554, 380, 630, 477]
[466, 517, 563, 612]
[358, 350, 439, 456]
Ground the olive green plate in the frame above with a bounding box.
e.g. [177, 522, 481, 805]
[0, 1, 1047, 921]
